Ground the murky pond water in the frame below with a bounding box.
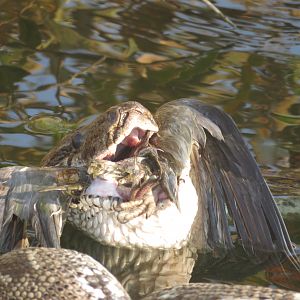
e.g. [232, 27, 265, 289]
[0, 0, 300, 298]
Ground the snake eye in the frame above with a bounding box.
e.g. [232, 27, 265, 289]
[72, 132, 83, 149]
[107, 110, 118, 123]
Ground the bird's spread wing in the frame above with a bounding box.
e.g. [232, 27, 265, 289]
[0, 167, 85, 252]
[157, 99, 295, 260]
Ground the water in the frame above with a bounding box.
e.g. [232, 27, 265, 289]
[0, 0, 300, 297]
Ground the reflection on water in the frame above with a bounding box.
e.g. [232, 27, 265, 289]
[0, 0, 299, 296]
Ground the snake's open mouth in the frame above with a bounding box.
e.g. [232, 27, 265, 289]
[79, 123, 165, 223]
[96, 126, 155, 162]
[112, 128, 148, 161]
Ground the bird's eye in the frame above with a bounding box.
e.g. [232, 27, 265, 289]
[72, 132, 83, 149]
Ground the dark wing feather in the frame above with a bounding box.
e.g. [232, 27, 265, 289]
[190, 146, 233, 251]
[159, 99, 295, 259]
[32, 190, 68, 248]
[0, 167, 84, 252]
[0, 167, 29, 252]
